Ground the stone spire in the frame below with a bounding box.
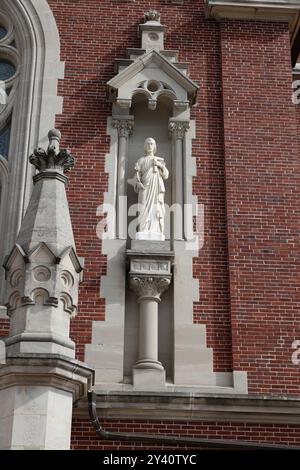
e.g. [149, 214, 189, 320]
[16, 129, 76, 253]
[0, 129, 93, 450]
[3, 129, 82, 357]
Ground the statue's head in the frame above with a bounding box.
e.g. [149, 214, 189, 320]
[144, 137, 157, 156]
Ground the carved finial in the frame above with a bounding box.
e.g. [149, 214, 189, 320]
[145, 10, 161, 22]
[30, 129, 75, 174]
[48, 128, 61, 156]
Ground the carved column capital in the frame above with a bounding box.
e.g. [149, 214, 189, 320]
[112, 118, 134, 138]
[129, 275, 171, 303]
[168, 121, 190, 140]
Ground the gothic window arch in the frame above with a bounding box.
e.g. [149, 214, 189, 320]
[0, 0, 64, 305]
[0, 11, 19, 269]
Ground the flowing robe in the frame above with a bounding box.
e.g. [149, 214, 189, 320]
[134, 156, 169, 235]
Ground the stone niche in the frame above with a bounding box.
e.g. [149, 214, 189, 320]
[85, 10, 248, 394]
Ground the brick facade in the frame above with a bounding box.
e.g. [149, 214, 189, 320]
[220, 19, 300, 394]
[71, 418, 300, 449]
[1, 0, 299, 448]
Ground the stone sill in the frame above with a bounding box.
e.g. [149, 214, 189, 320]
[74, 390, 300, 425]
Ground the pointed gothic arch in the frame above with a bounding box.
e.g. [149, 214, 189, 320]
[0, 0, 64, 305]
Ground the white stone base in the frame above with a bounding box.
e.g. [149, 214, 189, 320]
[0, 385, 73, 450]
[135, 231, 165, 241]
[0, 354, 94, 449]
[133, 366, 166, 390]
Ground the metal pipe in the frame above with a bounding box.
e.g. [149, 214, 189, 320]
[88, 391, 298, 450]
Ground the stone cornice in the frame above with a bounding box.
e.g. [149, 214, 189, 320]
[205, 1, 300, 43]
[74, 390, 300, 425]
[0, 354, 94, 402]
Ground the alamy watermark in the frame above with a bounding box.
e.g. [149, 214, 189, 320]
[96, 200, 205, 251]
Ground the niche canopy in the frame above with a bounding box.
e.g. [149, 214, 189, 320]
[107, 10, 199, 117]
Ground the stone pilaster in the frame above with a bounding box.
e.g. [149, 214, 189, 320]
[112, 117, 134, 239]
[0, 130, 94, 450]
[168, 120, 189, 240]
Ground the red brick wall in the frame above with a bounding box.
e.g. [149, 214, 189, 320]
[220, 20, 300, 395]
[0, 318, 9, 338]
[71, 417, 300, 449]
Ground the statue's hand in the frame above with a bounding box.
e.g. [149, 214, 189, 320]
[137, 182, 145, 190]
[155, 160, 164, 169]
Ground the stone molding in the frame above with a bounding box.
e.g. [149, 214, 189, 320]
[75, 391, 300, 425]
[0, 353, 94, 403]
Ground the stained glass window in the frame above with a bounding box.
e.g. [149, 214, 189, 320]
[0, 122, 11, 160]
[0, 60, 16, 81]
[0, 27, 7, 41]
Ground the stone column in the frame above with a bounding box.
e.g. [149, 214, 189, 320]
[0, 130, 94, 449]
[130, 275, 171, 370]
[112, 117, 134, 239]
[168, 120, 189, 240]
[128, 245, 173, 389]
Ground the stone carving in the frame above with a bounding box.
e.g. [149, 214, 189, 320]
[135, 80, 176, 111]
[131, 260, 170, 274]
[33, 266, 51, 282]
[129, 275, 171, 303]
[30, 129, 75, 173]
[112, 118, 134, 138]
[132, 137, 169, 240]
[145, 10, 160, 22]
[60, 270, 74, 288]
[10, 269, 23, 288]
[168, 121, 190, 139]
[4, 130, 82, 325]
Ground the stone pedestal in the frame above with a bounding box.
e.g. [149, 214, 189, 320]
[0, 130, 94, 449]
[127, 241, 173, 389]
[0, 355, 93, 450]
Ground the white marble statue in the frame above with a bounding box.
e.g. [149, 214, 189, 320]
[133, 137, 169, 240]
